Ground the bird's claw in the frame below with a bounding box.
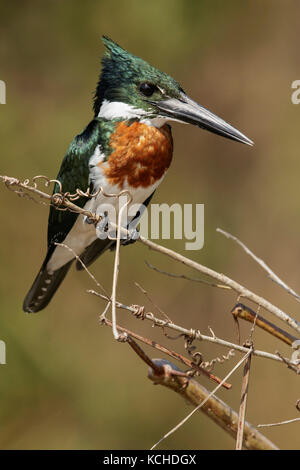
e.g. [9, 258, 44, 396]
[109, 227, 140, 251]
[121, 227, 140, 246]
[95, 212, 110, 239]
[84, 216, 95, 225]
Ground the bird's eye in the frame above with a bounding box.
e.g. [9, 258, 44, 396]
[139, 82, 159, 97]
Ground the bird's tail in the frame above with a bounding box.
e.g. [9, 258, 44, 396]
[23, 253, 74, 313]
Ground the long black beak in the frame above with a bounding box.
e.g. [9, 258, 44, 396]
[151, 92, 253, 146]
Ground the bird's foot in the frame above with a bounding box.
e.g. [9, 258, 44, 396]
[109, 227, 140, 251]
[121, 227, 140, 246]
[85, 211, 109, 229]
[95, 212, 110, 239]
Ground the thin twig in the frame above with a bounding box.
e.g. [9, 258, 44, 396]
[257, 418, 300, 428]
[134, 281, 172, 323]
[145, 261, 231, 290]
[217, 228, 300, 302]
[55, 242, 109, 296]
[276, 351, 300, 373]
[110, 191, 132, 340]
[236, 344, 253, 450]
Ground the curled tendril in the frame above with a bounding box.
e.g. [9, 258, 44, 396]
[3, 174, 133, 208]
[200, 349, 236, 372]
[131, 305, 146, 319]
[184, 334, 203, 366]
[3, 176, 46, 205]
[183, 332, 235, 372]
[2, 175, 135, 225]
[4, 176, 21, 192]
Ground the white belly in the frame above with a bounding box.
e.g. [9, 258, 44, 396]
[47, 166, 165, 272]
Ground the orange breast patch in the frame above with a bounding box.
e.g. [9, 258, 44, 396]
[100, 121, 173, 189]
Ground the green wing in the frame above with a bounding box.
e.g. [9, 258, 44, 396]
[47, 119, 101, 249]
[23, 118, 117, 313]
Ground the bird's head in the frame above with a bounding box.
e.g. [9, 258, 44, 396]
[94, 36, 253, 145]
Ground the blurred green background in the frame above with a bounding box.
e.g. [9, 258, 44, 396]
[1, 0, 300, 450]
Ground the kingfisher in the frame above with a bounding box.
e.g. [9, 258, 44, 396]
[23, 36, 253, 313]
